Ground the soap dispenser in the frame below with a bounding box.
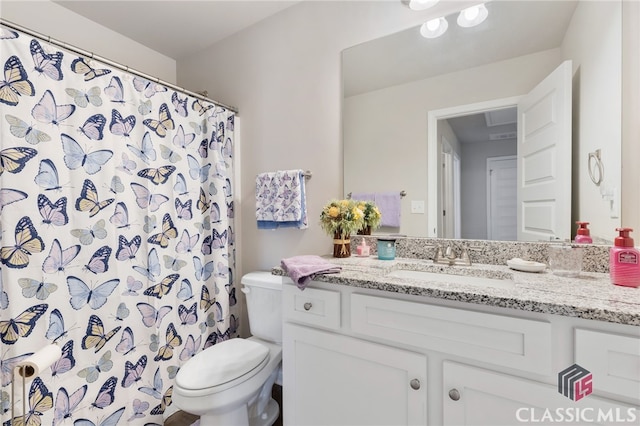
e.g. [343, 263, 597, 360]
[610, 228, 640, 287]
[575, 222, 593, 244]
[356, 238, 370, 257]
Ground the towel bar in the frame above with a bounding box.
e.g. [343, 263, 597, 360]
[347, 190, 406, 199]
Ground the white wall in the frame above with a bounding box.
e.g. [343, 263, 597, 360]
[344, 49, 562, 236]
[563, 0, 622, 242]
[621, 0, 640, 239]
[176, 0, 481, 274]
[0, 0, 176, 82]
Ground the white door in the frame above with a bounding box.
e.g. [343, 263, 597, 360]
[517, 60, 572, 241]
[487, 156, 517, 241]
[283, 323, 428, 426]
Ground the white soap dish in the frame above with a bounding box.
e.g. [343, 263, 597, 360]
[507, 258, 547, 273]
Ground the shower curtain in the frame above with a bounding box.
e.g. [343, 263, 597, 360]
[0, 26, 237, 425]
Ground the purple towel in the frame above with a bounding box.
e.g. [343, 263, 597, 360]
[350, 192, 375, 202]
[375, 192, 401, 227]
[281, 255, 342, 290]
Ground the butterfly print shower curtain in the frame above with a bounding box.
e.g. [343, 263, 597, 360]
[0, 26, 237, 425]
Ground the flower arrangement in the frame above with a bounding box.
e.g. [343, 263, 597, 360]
[356, 201, 382, 234]
[320, 199, 365, 238]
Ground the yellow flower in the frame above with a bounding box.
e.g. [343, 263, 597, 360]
[352, 207, 363, 220]
[320, 198, 365, 237]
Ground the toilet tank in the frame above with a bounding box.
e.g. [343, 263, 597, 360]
[241, 272, 283, 343]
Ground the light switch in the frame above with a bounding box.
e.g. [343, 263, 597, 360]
[411, 200, 425, 214]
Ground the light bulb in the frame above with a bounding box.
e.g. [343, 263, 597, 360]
[457, 3, 488, 28]
[426, 18, 440, 32]
[409, 0, 440, 11]
[420, 17, 448, 38]
[463, 6, 480, 21]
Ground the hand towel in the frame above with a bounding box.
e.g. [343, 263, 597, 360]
[350, 192, 375, 202]
[256, 169, 308, 229]
[375, 192, 401, 227]
[281, 255, 342, 290]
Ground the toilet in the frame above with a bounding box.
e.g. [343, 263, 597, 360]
[173, 272, 283, 426]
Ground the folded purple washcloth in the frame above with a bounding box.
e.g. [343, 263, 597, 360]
[281, 255, 342, 290]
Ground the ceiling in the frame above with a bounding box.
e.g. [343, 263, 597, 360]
[447, 108, 517, 145]
[343, 0, 578, 144]
[51, 0, 575, 145]
[343, 0, 578, 97]
[53, 0, 302, 60]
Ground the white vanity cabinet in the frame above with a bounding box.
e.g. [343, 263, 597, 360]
[282, 286, 428, 425]
[282, 281, 640, 426]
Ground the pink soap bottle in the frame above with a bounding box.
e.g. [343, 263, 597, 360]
[610, 228, 640, 287]
[575, 222, 593, 244]
[356, 238, 370, 257]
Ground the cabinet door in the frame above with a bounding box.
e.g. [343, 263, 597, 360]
[443, 362, 639, 426]
[283, 323, 427, 426]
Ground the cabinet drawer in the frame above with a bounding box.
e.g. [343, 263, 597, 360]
[575, 328, 640, 401]
[283, 283, 341, 330]
[351, 293, 552, 374]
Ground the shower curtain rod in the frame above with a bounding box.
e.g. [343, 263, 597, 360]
[0, 18, 239, 114]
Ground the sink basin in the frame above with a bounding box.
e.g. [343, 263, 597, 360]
[387, 269, 514, 289]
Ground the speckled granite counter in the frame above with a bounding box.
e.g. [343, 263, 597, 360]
[274, 256, 640, 327]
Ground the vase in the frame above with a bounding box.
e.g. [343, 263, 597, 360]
[333, 230, 351, 258]
[357, 226, 372, 236]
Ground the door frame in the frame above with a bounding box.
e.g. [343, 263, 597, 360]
[441, 135, 461, 239]
[427, 96, 521, 237]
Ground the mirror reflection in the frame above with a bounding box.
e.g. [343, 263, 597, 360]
[343, 0, 622, 241]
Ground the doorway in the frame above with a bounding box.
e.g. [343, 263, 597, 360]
[427, 96, 520, 239]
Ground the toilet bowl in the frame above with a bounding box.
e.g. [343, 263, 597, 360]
[173, 272, 283, 426]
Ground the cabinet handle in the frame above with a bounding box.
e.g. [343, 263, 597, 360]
[303, 302, 312, 311]
[410, 379, 421, 390]
[448, 388, 461, 401]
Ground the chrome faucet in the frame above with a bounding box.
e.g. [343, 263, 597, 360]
[433, 244, 474, 266]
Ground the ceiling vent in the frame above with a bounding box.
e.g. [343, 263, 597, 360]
[489, 131, 517, 141]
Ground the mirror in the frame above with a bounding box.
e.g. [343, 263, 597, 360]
[343, 0, 622, 241]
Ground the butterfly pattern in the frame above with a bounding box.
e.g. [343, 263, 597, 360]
[0, 29, 236, 426]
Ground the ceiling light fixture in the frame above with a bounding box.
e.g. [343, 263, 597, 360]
[420, 17, 448, 39]
[457, 3, 488, 28]
[409, 0, 440, 11]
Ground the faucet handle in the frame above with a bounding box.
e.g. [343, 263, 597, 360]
[455, 246, 473, 266]
[445, 245, 453, 258]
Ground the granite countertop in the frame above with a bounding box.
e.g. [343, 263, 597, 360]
[274, 256, 640, 326]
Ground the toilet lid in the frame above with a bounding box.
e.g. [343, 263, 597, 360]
[176, 338, 269, 390]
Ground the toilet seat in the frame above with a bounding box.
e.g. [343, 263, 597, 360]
[176, 338, 270, 391]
